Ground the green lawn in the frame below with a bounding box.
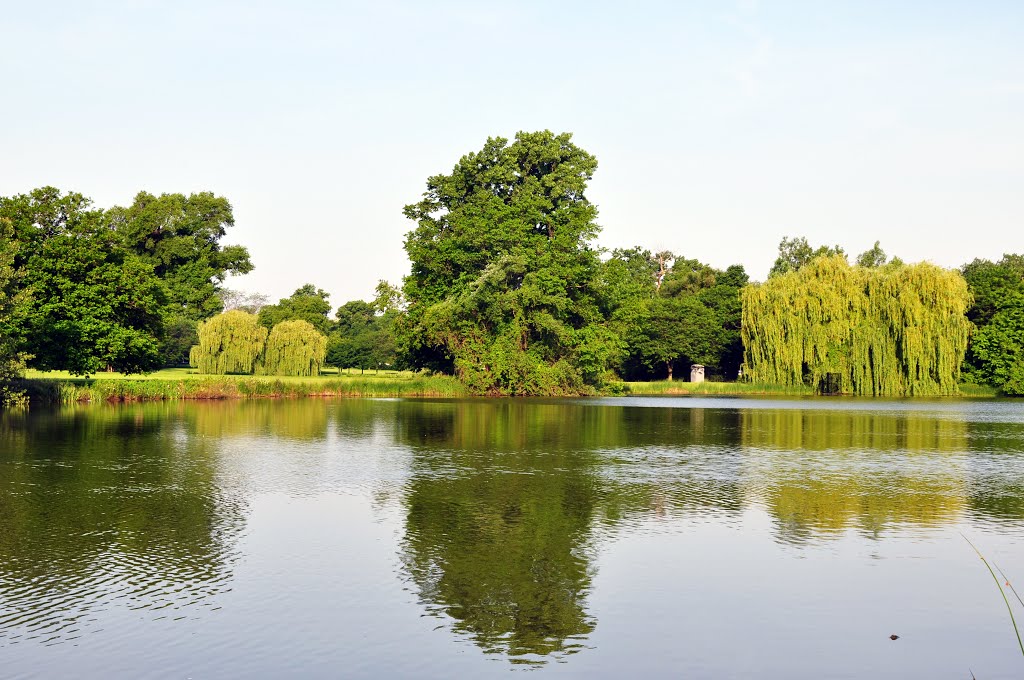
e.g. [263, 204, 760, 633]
[23, 367, 421, 382]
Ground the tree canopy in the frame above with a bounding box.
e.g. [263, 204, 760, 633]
[190, 310, 268, 375]
[401, 130, 608, 395]
[0, 217, 29, 405]
[0, 188, 168, 375]
[258, 319, 327, 377]
[743, 256, 971, 395]
[769, 236, 846, 277]
[962, 255, 1024, 395]
[258, 284, 333, 334]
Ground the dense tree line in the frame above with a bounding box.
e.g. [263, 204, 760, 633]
[1, 131, 1021, 402]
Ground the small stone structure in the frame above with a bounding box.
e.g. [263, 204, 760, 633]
[690, 364, 705, 384]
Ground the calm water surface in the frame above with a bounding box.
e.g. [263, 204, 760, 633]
[2, 396, 1024, 678]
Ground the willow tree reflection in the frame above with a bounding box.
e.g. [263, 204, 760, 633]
[740, 407, 970, 543]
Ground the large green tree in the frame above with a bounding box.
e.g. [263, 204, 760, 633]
[962, 255, 1024, 395]
[0, 188, 168, 375]
[401, 131, 610, 395]
[107, 191, 252, 363]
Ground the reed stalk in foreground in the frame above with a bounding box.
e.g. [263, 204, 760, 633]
[962, 534, 1024, 658]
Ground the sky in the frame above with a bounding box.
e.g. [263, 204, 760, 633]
[2, 0, 1022, 308]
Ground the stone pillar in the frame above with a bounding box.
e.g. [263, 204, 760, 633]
[690, 364, 705, 383]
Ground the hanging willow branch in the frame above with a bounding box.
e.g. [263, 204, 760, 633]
[189, 310, 268, 375]
[257, 320, 327, 377]
[741, 256, 971, 396]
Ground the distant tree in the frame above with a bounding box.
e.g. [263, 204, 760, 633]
[630, 296, 720, 380]
[258, 320, 327, 377]
[189, 310, 267, 375]
[328, 297, 399, 373]
[855, 241, 888, 268]
[219, 289, 271, 314]
[660, 257, 718, 298]
[258, 284, 333, 334]
[769, 236, 846, 277]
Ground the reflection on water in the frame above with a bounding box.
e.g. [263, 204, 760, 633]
[0, 406, 244, 645]
[397, 403, 599, 663]
[2, 397, 1024, 676]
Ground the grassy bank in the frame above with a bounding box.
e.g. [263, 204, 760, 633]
[623, 380, 999, 397]
[17, 369, 466, 405]
[623, 380, 814, 396]
[13, 369, 1000, 406]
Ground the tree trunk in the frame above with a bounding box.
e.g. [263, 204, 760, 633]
[666, 361, 673, 381]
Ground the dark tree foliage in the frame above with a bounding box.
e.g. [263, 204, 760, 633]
[0, 188, 167, 375]
[856, 241, 888, 268]
[608, 251, 748, 381]
[108, 191, 252, 320]
[962, 255, 1024, 395]
[0, 217, 30, 405]
[108, 191, 252, 364]
[258, 284, 333, 334]
[401, 131, 611, 394]
[769, 236, 846, 277]
[328, 300, 384, 371]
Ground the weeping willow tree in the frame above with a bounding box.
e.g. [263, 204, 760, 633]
[741, 256, 971, 396]
[257, 320, 327, 376]
[189, 310, 268, 374]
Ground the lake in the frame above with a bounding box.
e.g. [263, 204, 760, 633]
[2, 396, 1024, 678]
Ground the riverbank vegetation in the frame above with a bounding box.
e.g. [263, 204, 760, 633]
[1, 130, 1022, 404]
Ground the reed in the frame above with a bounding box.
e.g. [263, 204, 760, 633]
[16, 373, 466, 405]
[963, 534, 1024, 658]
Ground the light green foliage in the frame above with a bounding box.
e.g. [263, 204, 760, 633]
[742, 256, 971, 395]
[190, 310, 267, 375]
[401, 131, 606, 395]
[769, 236, 846, 277]
[258, 319, 327, 377]
[258, 284, 333, 334]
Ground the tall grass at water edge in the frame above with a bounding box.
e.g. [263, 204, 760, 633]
[17, 373, 466, 405]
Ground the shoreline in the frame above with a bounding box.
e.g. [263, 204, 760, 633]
[10, 372, 1000, 406]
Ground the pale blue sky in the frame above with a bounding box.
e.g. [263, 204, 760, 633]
[2, 1, 1022, 306]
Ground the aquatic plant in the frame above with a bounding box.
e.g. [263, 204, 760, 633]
[963, 534, 1024, 658]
